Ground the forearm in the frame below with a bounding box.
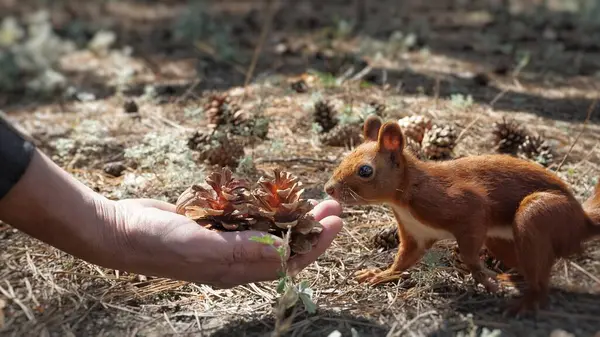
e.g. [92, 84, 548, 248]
[0, 120, 114, 264]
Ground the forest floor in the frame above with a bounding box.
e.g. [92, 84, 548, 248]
[1, 0, 600, 336]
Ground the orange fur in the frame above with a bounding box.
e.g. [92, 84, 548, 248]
[324, 115, 600, 316]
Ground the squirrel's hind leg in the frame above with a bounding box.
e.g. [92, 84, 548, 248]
[504, 191, 576, 317]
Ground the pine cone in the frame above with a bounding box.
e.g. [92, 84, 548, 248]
[229, 109, 270, 142]
[422, 124, 458, 160]
[368, 100, 387, 118]
[249, 170, 323, 254]
[451, 245, 511, 274]
[313, 99, 338, 133]
[492, 118, 528, 155]
[405, 137, 426, 160]
[371, 227, 399, 251]
[291, 79, 308, 93]
[319, 122, 363, 147]
[398, 115, 433, 143]
[188, 130, 245, 167]
[175, 169, 323, 255]
[204, 93, 232, 128]
[175, 168, 255, 231]
[518, 135, 554, 167]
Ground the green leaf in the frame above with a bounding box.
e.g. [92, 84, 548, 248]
[279, 287, 299, 310]
[276, 246, 286, 258]
[298, 293, 317, 314]
[298, 280, 311, 292]
[276, 277, 287, 294]
[249, 235, 276, 246]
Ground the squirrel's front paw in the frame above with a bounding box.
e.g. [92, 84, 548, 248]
[355, 268, 408, 285]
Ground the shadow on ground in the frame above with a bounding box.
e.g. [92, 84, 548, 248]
[1, 0, 600, 124]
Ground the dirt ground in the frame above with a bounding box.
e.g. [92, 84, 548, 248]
[1, 0, 600, 336]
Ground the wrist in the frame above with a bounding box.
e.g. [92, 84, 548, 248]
[0, 149, 113, 265]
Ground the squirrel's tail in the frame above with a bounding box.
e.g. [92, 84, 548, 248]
[583, 178, 600, 239]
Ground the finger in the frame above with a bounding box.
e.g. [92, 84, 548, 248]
[287, 215, 343, 276]
[133, 198, 177, 213]
[209, 230, 287, 263]
[309, 199, 342, 221]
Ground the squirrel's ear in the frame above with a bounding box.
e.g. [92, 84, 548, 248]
[378, 122, 404, 152]
[363, 115, 382, 142]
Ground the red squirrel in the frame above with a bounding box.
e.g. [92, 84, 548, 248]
[324, 115, 600, 315]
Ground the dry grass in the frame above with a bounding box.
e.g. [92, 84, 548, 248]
[2, 0, 600, 336]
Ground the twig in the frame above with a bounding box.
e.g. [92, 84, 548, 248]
[569, 261, 600, 284]
[556, 99, 597, 172]
[391, 310, 437, 336]
[174, 79, 201, 105]
[244, 0, 279, 87]
[256, 157, 337, 164]
[456, 86, 509, 144]
[489, 87, 510, 108]
[164, 312, 178, 334]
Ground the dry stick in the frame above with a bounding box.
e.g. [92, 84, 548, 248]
[569, 261, 600, 285]
[455, 87, 510, 144]
[392, 310, 438, 337]
[244, 0, 278, 88]
[556, 99, 597, 172]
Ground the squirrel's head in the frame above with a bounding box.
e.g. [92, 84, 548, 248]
[324, 115, 409, 205]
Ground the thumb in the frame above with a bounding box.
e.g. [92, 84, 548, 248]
[209, 230, 289, 263]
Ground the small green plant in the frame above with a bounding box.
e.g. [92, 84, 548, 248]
[450, 93, 474, 109]
[250, 230, 317, 337]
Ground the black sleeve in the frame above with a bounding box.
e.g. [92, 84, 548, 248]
[0, 113, 35, 200]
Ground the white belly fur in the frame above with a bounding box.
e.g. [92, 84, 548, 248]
[388, 204, 514, 248]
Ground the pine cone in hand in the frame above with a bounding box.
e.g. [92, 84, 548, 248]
[249, 170, 323, 254]
[175, 168, 255, 230]
[175, 169, 323, 255]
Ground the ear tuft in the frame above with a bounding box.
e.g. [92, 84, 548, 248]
[363, 115, 382, 142]
[378, 122, 404, 152]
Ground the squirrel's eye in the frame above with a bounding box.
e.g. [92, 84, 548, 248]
[358, 165, 373, 178]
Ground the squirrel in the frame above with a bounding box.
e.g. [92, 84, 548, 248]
[323, 115, 600, 316]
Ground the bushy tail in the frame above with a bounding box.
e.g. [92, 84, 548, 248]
[583, 178, 600, 239]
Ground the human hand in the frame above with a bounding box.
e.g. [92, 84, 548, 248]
[97, 198, 343, 288]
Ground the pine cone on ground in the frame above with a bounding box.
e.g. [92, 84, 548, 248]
[368, 100, 387, 118]
[249, 170, 323, 255]
[398, 115, 433, 143]
[319, 122, 363, 147]
[518, 135, 554, 167]
[451, 245, 511, 274]
[422, 124, 458, 160]
[187, 130, 245, 167]
[204, 93, 233, 128]
[313, 99, 338, 133]
[492, 118, 528, 155]
[291, 79, 308, 93]
[405, 137, 426, 160]
[228, 109, 270, 142]
[175, 168, 255, 231]
[371, 226, 399, 251]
